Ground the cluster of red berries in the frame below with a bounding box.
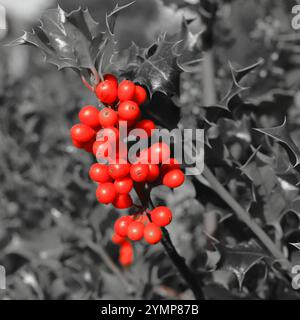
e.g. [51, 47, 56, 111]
[70, 74, 185, 266]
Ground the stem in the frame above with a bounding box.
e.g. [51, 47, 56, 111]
[134, 185, 205, 300]
[81, 75, 94, 93]
[202, 164, 291, 267]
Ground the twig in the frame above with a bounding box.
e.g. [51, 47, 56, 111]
[202, 164, 292, 268]
[134, 185, 205, 300]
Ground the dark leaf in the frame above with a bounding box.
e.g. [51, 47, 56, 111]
[216, 240, 269, 289]
[254, 118, 300, 167]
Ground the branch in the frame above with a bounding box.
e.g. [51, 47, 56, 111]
[134, 185, 205, 300]
[202, 164, 292, 268]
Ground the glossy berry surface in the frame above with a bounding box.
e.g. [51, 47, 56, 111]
[71, 124, 95, 143]
[163, 169, 185, 188]
[114, 177, 133, 194]
[96, 80, 118, 104]
[96, 182, 116, 204]
[134, 119, 155, 137]
[89, 163, 111, 183]
[151, 206, 172, 227]
[113, 193, 133, 209]
[104, 74, 118, 87]
[133, 85, 147, 105]
[114, 216, 133, 237]
[127, 221, 144, 241]
[99, 108, 118, 128]
[109, 162, 131, 179]
[118, 80, 136, 101]
[118, 101, 141, 122]
[79, 105, 100, 129]
[130, 163, 149, 182]
[144, 223, 162, 244]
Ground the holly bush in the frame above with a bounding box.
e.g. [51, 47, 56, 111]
[1, 0, 300, 300]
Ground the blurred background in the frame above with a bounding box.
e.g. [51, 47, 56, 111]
[0, 0, 300, 300]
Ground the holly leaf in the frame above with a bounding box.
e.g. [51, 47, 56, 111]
[10, 6, 102, 71]
[219, 59, 264, 110]
[11, 3, 134, 74]
[216, 240, 269, 289]
[133, 34, 182, 97]
[254, 118, 300, 167]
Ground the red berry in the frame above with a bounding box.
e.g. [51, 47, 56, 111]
[147, 164, 160, 182]
[99, 108, 118, 128]
[72, 139, 84, 149]
[112, 233, 126, 245]
[130, 163, 149, 182]
[93, 140, 112, 159]
[161, 158, 180, 175]
[144, 223, 162, 244]
[151, 206, 172, 227]
[163, 169, 185, 188]
[97, 127, 119, 143]
[134, 119, 155, 137]
[89, 163, 111, 183]
[104, 74, 118, 87]
[133, 85, 147, 105]
[127, 221, 144, 241]
[119, 241, 133, 266]
[83, 139, 95, 153]
[70, 124, 95, 143]
[96, 80, 118, 104]
[109, 162, 131, 179]
[79, 105, 100, 129]
[114, 177, 133, 194]
[96, 182, 117, 204]
[118, 101, 141, 122]
[118, 80, 136, 101]
[114, 216, 133, 237]
[113, 194, 133, 209]
[149, 142, 171, 164]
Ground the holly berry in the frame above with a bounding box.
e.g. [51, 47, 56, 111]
[79, 105, 100, 129]
[146, 164, 160, 182]
[96, 80, 118, 104]
[97, 127, 119, 143]
[114, 177, 133, 194]
[119, 241, 133, 266]
[89, 163, 111, 183]
[112, 233, 126, 245]
[96, 182, 117, 204]
[118, 101, 141, 122]
[118, 80, 136, 101]
[114, 216, 133, 237]
[144, 223, 162, 244]
[127, 221, 144, 241]
[133, 85, 147, 105]
[71, 124, 95, 143]
[163, 169, 185, 188]
[134, 119, 155, 137]
[151, 206, 172, 227]
[161, 158, 180, 175]
[130, 163, 149, 182]
[104, 74, 118, 87]
[99, 108, 118, 128]
[108, 162, 131, 179]
[149, 142, 171, 164]
[113, 194, 133, 209]
[72, 139, 84, 149]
